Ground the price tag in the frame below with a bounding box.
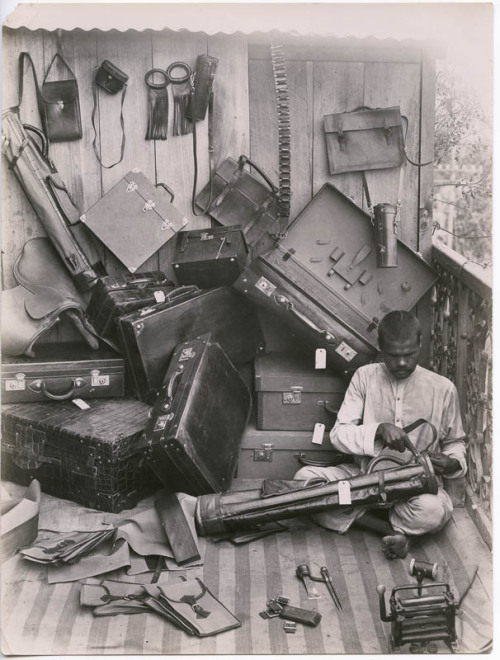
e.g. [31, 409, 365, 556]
[315, 348, 326, 369]
[72, 398, 90, 410]
[154, 290, 166, 303]
[338, 480, 352, 505]
[312, 422, 325, 445]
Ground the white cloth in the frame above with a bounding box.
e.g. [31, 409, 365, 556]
[294, 363, 467, 535]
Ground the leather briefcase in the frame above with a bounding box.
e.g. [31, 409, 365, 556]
[80, 170, 188, 273]
[86, 271, 175, 344]
[172, 225, 249, 288]
[234, 183, 436, 376]
[41, 54, 82, 142]
[117, 285, 265, 403]
[2, 342, 125, 404]
[140, 334, 252, 495]
[195, 155, 281, 256]
[323, 106, 406, 174]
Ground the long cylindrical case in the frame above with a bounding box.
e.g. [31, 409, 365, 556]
[233, 183, 437, 377]
[254, 352, 347, 431]
[140, 334, 252, 495]
[196, 453, 438, 536]
[1, 398, 160, 512]
[86, 271, 175, 343]
[2, 343, 125, 404]
[118, 286, 264, 403]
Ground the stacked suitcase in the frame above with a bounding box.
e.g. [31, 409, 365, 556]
[2, 183, 436, 512]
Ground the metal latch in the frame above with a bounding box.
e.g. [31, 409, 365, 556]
[253, 443, 274, 462]
[5, 373, 26, 391]
[91, 370, 110, 387]
[283, 385, 303, 405]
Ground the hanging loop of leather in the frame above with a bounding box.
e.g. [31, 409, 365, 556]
[144, 68, 170, 141]
[91, 65, 127, 169]
[17, 52, 48, 140]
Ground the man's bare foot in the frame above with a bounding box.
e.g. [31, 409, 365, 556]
[382, 533, 410, 559]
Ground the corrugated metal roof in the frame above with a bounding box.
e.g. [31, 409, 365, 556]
[1, 1, 471, 47]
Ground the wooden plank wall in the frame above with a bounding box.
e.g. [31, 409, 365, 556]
[1, 28, 434, 355]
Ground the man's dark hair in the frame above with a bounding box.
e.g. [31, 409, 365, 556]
[378, 311, 422, 349]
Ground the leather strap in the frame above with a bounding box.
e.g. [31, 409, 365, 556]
[43, 53, 77, 84]
[270, 42, 291, 239]
[361, 166, 405, 221]
[91, 66, 127, 169]
[191, 75, 215, 216]
[17, 52, 48, 139]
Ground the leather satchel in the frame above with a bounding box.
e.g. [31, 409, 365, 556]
[41, 54, 82, 142]
[323, 106, 406, 174]
[1, 238, 100, 357]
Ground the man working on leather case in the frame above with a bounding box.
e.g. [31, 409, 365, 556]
[294, 310, 467, 559]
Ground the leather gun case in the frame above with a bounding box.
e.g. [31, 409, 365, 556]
[234, 183, 437, 376]
[139, 334, 252, 495]
[1, 398, 161, 512]
[117, 286, 264, 403]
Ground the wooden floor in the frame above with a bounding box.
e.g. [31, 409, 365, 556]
[1, 480, 493, 655]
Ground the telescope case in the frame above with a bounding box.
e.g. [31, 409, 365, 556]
[254, 352, 347, 431]
[117, 285, 264, 403]
[1, 398, 161, 512]
[86, 271, 175, 344]
[140, 334, 252, 495]
[196, 453, 438, 536]
[1, 342, 125, 404]
[233, 183, 436, 377]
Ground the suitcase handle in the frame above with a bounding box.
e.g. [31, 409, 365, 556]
[238, 155, 279, 195]
[30, 377, 86, 401]
[274, 294, 337, 344]
[162, 366, 184, 408]
[295, 453, 349, 468]
[319, 401, 339, 415]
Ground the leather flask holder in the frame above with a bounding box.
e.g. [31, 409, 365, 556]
[41, 54, 82, 142]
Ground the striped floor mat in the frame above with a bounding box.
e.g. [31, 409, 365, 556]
[1, 482, 492, 655]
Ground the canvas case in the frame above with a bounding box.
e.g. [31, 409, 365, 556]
[118, 285, 264, 403]
[2, 342, 125, 404]
[1, 398, 161, 512]
[140, 334, 252, 495]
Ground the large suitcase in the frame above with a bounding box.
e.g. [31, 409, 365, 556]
[234, 183, 436, 376]
[236, 423, 346, 479]
[140, 334, 252, 495]
[2, 343, 125, 404]
[1, 398, 160, 512]
[86, 271, 175, 344]
[118, 286, 264, 403]
[172, 225, 249, 288]
[254, 352, 347, 431]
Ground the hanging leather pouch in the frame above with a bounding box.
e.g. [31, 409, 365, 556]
[323, 106, 406, 174]
[41, 54, 82, 142]
[92, 60, 129, 168]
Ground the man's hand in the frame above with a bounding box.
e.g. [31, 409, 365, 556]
[428, 452, 461, 475]
[376, 423, 409, 452]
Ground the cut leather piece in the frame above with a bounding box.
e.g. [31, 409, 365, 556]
[1, 237, 100, 356]
[47, 537, 131, 583]
[116, 506, 174, 559]
[1, 479, 41, 560]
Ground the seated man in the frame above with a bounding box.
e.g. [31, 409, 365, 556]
[294, 310, 467, 559]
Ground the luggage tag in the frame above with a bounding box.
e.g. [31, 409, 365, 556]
[72, 398, 90, 410]
[315, 348, 326, 369]
[312, 423, 325, 445]
[338, 480, 352, 505]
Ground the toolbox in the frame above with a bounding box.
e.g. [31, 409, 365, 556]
[1, 398, 160, 512]
[234, 183, 436, 376]
[80, 169, 188, 273]
[2, 343, 125, 404]
[140, 334, 252, 495]
[172, 225, 249, 288]
[118, 285, 264, 403]
[236, 423, 346, 480]
[254, 352, 347, 431]
[86, 271, 175, 343]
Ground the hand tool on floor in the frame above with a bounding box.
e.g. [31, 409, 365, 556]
[320, 566, 342, 610]
[296, 564, 321, 599]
